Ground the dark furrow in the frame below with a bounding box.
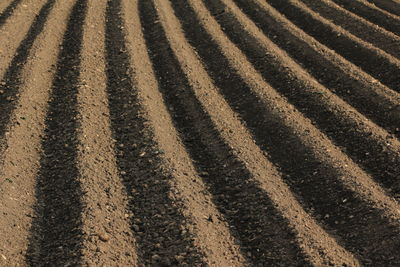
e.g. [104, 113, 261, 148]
[26, 0, 87, 265]
[0, 0, 23, 27]
[266, 0, 400, 92]
[174, 0, 400, 265]
[230, 0, 400, 201]
[105, 0, 205, 266]
[233, 0, 400, 137]
[0, 0, 56, 141]
[300, 0, 400, 58]
[366, 0, 400, 16]
[331, 0, 400, 36]
[141, 0, 310, 265]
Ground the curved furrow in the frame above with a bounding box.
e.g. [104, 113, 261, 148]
[0, 0, 22, 27]
[76, 0, 138, 265]
[300, 0, 400, 58]
[152, 0, 360, 265]
[0, 0, 48, 86]
[26, 0, 87, 265]
[265, 0, 400, 92]
[366, 0, 400, 16]
[331, 0, 400, 36]
[106, 0, 207, 265]
[143, 1, 306, 265]
[0, 0, 77, 265]
[0, 0, 56, 154]
[0, 0, 15, 15]
[178, 0, 400, 265]
[121, 0, 247, 266]
[234, 0, 400, 138]
[213, 0, 400, 202]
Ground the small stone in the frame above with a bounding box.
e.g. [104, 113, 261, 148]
[175, 255, 184, 262]
[96, 245, 105, 253]
[133, 224, 140, 232]
[152, 254, 161, 261]
[98, 232, 110, 242]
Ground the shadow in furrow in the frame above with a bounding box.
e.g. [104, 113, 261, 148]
[26, 0, 87, 265]
[299, 0, 400, 59]
[173, 0, 400, 265]
[210, 0, 400, 202]
[366, 0, 400, 16]
[233, 0, 400, 137]
[0, 0, 23, 27]
[332, 0, 400, 35]
[267, 0, 400, 92]
[0, 0, 56, 141]
[141, 0, 309, 265]
[105, 0, 205, 266]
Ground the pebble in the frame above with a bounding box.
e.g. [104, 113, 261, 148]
[152, 254, 161, 261]
[175, 255, 184, 263]
[98, 232, 110, 242]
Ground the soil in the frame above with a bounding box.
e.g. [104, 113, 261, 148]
[0, 0, 399, 266]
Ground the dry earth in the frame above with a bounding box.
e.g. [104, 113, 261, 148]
[0, 0, 400, 266]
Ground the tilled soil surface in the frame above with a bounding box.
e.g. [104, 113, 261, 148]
[0, 0, 399, 266]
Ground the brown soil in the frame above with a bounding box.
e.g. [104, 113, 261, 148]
[0, 0, 399, 266]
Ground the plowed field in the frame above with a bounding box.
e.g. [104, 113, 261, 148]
[0, 0, 399, 266]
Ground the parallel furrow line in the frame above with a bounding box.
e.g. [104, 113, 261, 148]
[0, 0, 22, 27]
[141, 0, 297, 265]
[331, 0, 400, 35]
[106, 0, 206, 265]
[77, 0, 138, 265]
[300, 0, 400, 58]
[366, 0, 400, 16]
[181, 0, 400, 264]
[216, 0, 400, 202]
[26, 0, 87, 265]
[147, 0, 314, 264]
[235, 0, 400, 138]
[0, 0, 15, 14]
[121, 0, 247, 266]
[0, 0, 56, 154]
[265, 0, 400, 92]
[155, 0, 360, 265]
[0, 0, 48, 82]
[235, 0, 400, 134]
[0, 0, 76, 265]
